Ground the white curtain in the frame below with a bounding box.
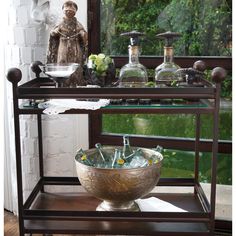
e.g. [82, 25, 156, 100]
[1, 1, 18, 213]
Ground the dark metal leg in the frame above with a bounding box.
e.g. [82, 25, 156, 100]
[12, 88, 24, 236]
[37, 114, 45, 192]
[194, 113, 200, 194]
[210, 83, 221, 234]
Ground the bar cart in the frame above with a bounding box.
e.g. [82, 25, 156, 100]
[7, 64, 226, 236]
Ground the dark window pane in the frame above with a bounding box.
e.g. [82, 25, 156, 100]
[102, 110, 232, 140]
[161, 149, 232, 185]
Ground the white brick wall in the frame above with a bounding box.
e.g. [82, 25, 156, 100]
[25, 27, 38, 45]
[13, 26, 25, 45]
[4, 0, 89, 213]
[16, 6, 29, 25]
[12, 46, 21, 65]
[21, 47, 33, 64]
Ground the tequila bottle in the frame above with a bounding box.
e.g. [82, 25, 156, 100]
[155, 31, 181, 85]
[119, 31, 148, 88]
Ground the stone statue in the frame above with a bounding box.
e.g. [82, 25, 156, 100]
[46, 0, 88, 86]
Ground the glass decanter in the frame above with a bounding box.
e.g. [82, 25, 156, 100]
[119, 31, 148, 88]
[155, 31, 181, 85]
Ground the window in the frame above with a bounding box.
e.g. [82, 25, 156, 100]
[88, 0, 232, 69]
[100, 0, 232, 57]
[88, 0, 232, 230]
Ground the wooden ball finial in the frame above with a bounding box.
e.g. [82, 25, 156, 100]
[211, 67, 227, 83]
[31, 61, 43, 78]
[7, 68, 22, 84]
[193, 60, 206, 72]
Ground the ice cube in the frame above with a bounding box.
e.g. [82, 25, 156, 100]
[129, 156, 148, 168]
[122, 163, 131, 169]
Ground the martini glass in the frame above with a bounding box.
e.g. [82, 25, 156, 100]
[40, 63, 79, 87]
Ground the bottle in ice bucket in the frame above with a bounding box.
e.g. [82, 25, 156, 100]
[148, 145, 163, 165]
[129, 148, 148, 168]
[76, 148, 93, 166]
[112, 148, 122, 168]
[122, 135, 134, 162]
[95, 143, 109, 164]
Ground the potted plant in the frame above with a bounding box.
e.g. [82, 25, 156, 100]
[84, 53, 116, 87]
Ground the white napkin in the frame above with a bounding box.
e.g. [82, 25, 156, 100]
[135, 197, 187, 212]
[38, 99, 110, 115]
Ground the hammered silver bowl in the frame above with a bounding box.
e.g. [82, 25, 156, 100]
[75, 146, 163, 212]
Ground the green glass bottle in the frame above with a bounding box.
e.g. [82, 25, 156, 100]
[76, 148, 93, 166]
[122, 135, 134, 162]
[95, 143, 109, 163]
[112, 148, 122, 168]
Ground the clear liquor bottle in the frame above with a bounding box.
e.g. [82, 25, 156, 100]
[112, 148, 122, 168]
[122, 135, 134, 162]
[76, 148, 93, 166]
[119, 31, 148, 88]
[155, 31, 181, 85]
[95, 143, 109, 163]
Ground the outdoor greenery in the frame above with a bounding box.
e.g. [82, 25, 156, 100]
[162, 149, 232, 185]
[101, 0, 232, 56]
[102, 111, 232, 185]
[102, 112, 232, 143]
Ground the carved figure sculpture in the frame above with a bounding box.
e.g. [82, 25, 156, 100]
[47, 0, 88, 86]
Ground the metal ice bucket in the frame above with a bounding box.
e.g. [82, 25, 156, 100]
[75, 146, 163, 211]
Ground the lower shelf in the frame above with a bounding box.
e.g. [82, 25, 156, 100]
[25, 220, 209, 235]
[23, 192, 211, 235]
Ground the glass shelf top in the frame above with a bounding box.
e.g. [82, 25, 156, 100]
[21, 98, 210, 110]
[103, 99, 209, 109]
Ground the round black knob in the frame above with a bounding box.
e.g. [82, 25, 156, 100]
[193, 60, 206, 72]
[211, 67, 227, 83]
[7, 68, 22, 84]
[31, 61, 43, 78]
